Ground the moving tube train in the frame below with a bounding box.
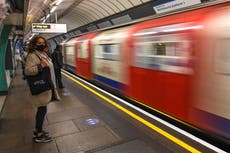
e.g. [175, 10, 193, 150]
[61, 2, 230, 141]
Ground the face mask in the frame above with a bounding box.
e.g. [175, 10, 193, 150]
[36, 44, 46, 51]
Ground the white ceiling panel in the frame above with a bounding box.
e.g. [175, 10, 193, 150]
[130, 0, 142, 6]
[117, 0, 133, 9]
[78, 5, 101, 20]
[69, 12, 89, 25]
[71, 9, 92, 23]
[59, 14, 87, 28]
[86, 0, 110, 16]
[142, 0, 152, 2]
[81, 1, 105, 17]
[106, 0, 126, 11]
[55, 0, 75, 11]
[80, 3, 102, 19]
[103, 0, 121, 13]
[89, 0, 115, 15]
[74, 7, 96, 21]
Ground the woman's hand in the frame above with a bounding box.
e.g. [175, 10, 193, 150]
[41, 60, 48, 68]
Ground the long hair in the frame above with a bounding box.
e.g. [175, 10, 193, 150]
[28, 36, 49, 53]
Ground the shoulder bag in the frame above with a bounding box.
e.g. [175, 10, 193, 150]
[26, 54, 54, 95]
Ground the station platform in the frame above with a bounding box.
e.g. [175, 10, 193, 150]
[0, 69, 223, 153]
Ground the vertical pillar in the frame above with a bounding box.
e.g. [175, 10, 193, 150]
[0, 25, 12, 95]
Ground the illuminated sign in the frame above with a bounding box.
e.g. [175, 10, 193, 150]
[153, 0, 201, 14]
[32, 23, 67, 33]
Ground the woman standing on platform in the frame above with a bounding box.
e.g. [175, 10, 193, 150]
[25, 36, 60, 143]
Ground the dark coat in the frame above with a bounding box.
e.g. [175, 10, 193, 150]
[51, 50, 63, 69]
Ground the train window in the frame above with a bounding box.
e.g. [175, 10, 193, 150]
[153, 43, 166, 55]
[65, 46, 75, 67]
[214, 38, 230, 74]
[134, 33, 193, 74]
[94, 44, 120, 61]
[77, 40, 88, 59]
[152, 41, 189, 57]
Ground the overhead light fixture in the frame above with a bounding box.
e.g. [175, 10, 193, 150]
[50, 0, 62, 6]
[40, 16, 45, 21]
[29, 33, 36, 40]
[46, 14, 50, 19]
[56, 0, 63, 5]
[50, 6, 57, 13]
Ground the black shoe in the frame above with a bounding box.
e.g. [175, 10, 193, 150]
[33, 130, 49, 138]
[34, 133, 52, 143]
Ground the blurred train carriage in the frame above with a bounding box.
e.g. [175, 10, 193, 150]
[61, 2, 230, 140]
[190, 5, 230, 139]
[62, 37, 76, 73]
[75, 32, 98, 80]
[92, 27, 130, 91]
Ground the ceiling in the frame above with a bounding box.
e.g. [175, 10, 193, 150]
[24, 0, 153, 40]
[1, 0, 225, 41]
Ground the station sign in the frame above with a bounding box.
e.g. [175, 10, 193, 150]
[153, 0, 201, 14]
[32, 23, 67, 33]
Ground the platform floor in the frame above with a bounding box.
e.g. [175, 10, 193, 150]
[0, 69, 218, 153]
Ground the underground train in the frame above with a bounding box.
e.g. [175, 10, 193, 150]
[61, 2, 230, 141]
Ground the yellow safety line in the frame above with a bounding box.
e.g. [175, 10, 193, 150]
[62, 72, 201, 153]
